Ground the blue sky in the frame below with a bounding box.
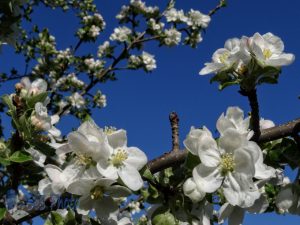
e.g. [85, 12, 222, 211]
[1, 0, 300, 224]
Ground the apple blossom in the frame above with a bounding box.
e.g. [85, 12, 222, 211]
[67, 178, 131, 221]
[97, 128, 147, 191]
[38, 164, 84, 195]
[110, 26, 132, 42]
[69, 92, 85, 109]
[241, 32, 295, 67]
[19, 77, 47, 97]
[186, 9, 211, 29]
[199, 38, 241, 75]
[31, 102, 61, 137]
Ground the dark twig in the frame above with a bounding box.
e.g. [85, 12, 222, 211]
[169, 112, 180, 152]
[240, 88, 261, 141]
[208, 0, 227, 16]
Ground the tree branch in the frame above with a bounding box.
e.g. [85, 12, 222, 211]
[169, 112, 180, 152]
[148, 117, 300, 173]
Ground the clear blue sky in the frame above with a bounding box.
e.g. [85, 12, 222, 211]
[1, 0, 300, 224]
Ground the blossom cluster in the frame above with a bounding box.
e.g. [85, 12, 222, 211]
[38, 120, 147, 223]
[199, 32, 295, 89]
[182, 107, 277, 224]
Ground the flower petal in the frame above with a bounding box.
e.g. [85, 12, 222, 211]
[118, 164, 143, 191]
[125, 147, 147, 170]
[67, 179, 94, 195]
[107, 129, 127, 149]
[193, 164, 222, 193]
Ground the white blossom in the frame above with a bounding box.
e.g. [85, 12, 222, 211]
[31, 102, 61, 137]
[98, 41, 111, 57]
[164, 8, 187, 23]
[89, 25, 101, 37]
[67, 178, 130, 221]
[241, 32, 295, 67]
[141, 51, 157, 71]
[110, 26, 132, 42]
[186, 9, 211, 29]
[69, 92, 85, 109]
[199, 38, 241, 75]
[163, 28, 182, 46]
[20, 77, 47, 97]
[183, 177, 206, 202]
[97, 129, 147, 191]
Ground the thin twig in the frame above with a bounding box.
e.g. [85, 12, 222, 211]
[169, 112, 180, 152]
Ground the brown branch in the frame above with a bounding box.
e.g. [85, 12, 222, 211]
[239, 88, 261, 141]
[169, 112, 180, 151]
[208, 0, 227, 16]
[148, 117, 300, 173]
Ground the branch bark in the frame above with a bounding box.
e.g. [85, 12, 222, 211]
[148, 117, 300, 173]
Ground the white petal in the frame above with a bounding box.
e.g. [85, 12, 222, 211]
[267, 53, 295, 66]
[45, 164, 62, 183]
[118, 164, 144, 191]
[21, 77, 31, 90]
[94, 197, 118, 221]
[38, 178, 52, 195]
[228, 206, 245, 225]
[234, 148, 255, 177]
[77, 195, 92, 215]
[125, 147, 147, 170]
[193, 164, 222, 193]
[106, 185, 131, 198]
[62, 163, 85, 187]
[219, 129, 246, 153]
[96, 160, 118, 180]
[198, 148, 221, 167]
[216, 114, 236, 135]
[226, 107, 244, 124]
[32, 78, 47, 92]
[107, 129, 127, 149]
[218, 203, 234, 223]
[67, 179, 94, 195]
[183, 178, 205, 202]
[199, 62, 224, 75]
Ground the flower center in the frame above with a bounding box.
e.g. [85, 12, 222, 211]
[219, 52, 230, 64]
[110, 148, 128, 167]
[90, 185, 104, 200]
[76, 153, 95, 166]
[104, 126, 117, 135]
[220, 153, 235, 175]
[263, 48, 272, 59]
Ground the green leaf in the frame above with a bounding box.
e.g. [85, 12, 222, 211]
[44, 219, 54, 225]
[2, 94, 15, 111]
[9, 151, 32, 163]
[0, 207, 7, 221]
[50, 212, 64, 225]
[0, 157, 11, 166]
[219, 80, 240, 90]
[152, 209, 176, 225]
[64, 210, 76, 225]
[26, 92, 48, 108]
[141, 166, 154, 181]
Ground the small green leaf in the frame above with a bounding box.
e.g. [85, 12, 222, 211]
[64, 210, 76, 225]
[26, 92, 48, 108]
[0, 207, 7, 221]
[141, 166, 154, 181]
[152, 209, 176, 225]
[50, 212, 64, 225]
[9, 151, 32, 163]
[0, 157, 11, 166]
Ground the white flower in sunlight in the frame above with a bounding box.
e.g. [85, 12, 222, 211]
[19, 77, 47, 97]
[164, 8, 187, 23]
[183, 177, 206, 202]
[59, 120, 107, 166]
[97, 129, 147, 191]
[89, 25, 101, 37]
[216, 107, 276, 180]
[199, 38, 241, 75]
[241, 32, 295, 67]
[110, 26, 132, 42]
[67, 178, 130, 221]
[141, 51, 156, 71]
[216, 106, 252, 138]
[98, 41, 110, 57]
[128, 201, 141, 214]
[186, 9, 211, 29]
[31, 102, 61, 137]
[185, 127, 261, 207]
[260, 118, 275, 129]
[38, 164, 84, 195]
[163, 28, 182, 46]
[69, 92, 85, 109]
[25, 148, 46, 167]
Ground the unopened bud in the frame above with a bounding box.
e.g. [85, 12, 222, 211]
[15, 83, 24, 93]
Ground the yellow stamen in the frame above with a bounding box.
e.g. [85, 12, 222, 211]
[110, 148, 128, 167]
[220, 153, 235, 175]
